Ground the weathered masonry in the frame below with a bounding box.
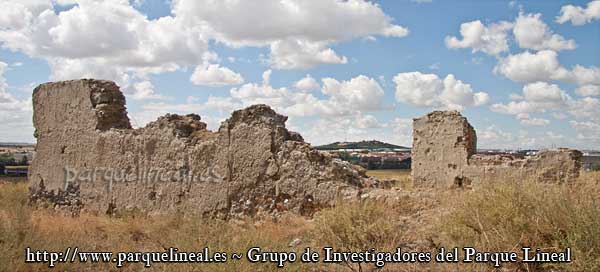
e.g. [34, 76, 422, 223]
[412, 111, 582, 188]
[29, 79, 374, 217]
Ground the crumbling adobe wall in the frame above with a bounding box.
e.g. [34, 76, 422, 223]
[412, 111, 477, 188]
[29, 79, 371, 217]
[412, 111, 582, 188]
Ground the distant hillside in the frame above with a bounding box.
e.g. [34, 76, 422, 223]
[315, 140, 410, 151]
[0, 142, 35, 147]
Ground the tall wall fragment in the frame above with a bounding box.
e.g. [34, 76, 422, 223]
[412, 111, 582, 188]
[29, 79, 370, 217]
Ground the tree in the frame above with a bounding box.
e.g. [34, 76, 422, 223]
[0, 153, 16, 166]
[19, 155, 29, 165]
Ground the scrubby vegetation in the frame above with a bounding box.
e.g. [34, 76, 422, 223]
[434, 172, 600, 271]
[1, 172, 599, 271]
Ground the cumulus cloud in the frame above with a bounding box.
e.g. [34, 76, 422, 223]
[321, 75, 385, 113]
[130, 71, 389, 138]
[513, 12, 576, 51]
[0, 61, 34, 142]
[491, 82, 600, 133]
[355, 114, 383, 129]
[230, 71, 385, 118]
[172, 0, 408, 46]
[0, 0, 209, 89]
[517, 114, 551, 126]
[129, 81, 168, 100]
[445, 20, 513, 55]
[490, 82, 570, 115]
[171, 0, 407, 69]
[494, 50, 600, 85]
[576, 85, 600, 96]
[269, 39, 347, 69]
[190, 63, 244, 86]
[447, 12, 576, 55]
[477, 125, 514, 146]
[570, 120, 600, 147]
[393, 72, 489, 110]
[293, 74, 320, 91]
[567, 97, 600, 122]
[0, 0, 409, 88]
[556, 0, 600, 26]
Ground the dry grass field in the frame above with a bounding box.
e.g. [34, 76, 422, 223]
[366, 169, 412, 189]
[1, 172, 599, 271]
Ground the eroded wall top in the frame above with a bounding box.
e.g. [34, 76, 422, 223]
[29, 79, 374, 218]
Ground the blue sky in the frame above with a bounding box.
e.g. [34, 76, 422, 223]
[0, 0, 599, 149]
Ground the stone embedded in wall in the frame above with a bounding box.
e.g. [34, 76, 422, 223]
[411, 111, 582, 188]
[29, 79, 375, 217]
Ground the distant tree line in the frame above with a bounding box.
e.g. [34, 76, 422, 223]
[0, 154, 28, 174]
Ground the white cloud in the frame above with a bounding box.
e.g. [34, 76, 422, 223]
[513, 12, 576, 51]
[230, 71, 385, 118]
[491, 82, 600, 133]
[131, 72, 393, 146]
[172, 0, 408, 46]
[556, 0, 600, 26]
[521, 81, 570, 107]
[447, 12, 576, 55]
[0, 0, 409, 88]
[393, 72, 489, 110]
[494, 50, 600, 85]
[389, 118, 413, 147]
[576, 85, 600, 96]
[568, 97, 600, 122]
[0, 0, 209, 89]
[321, 75, 385, 113]
[190, 63, 244, 86]
[445, 20, 513, 55]
[517, 114, 551, 126]
[490, 82, 570, 115]
[355, 114, 383, 129]
[552, 112, 568, 120]
[0, 61, 34, 142]
[129, 81, 168, 100]
[570, 120, 600, 147]
[477, 125, 514, 146]
[490, 100, 538, 115]
[294, 74, 320, 91]
[269, 39, 347, 69]
[172, 0, 407, 69]
[545, 131, 565, 140]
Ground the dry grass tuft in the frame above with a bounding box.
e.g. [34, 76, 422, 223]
[1, 172, 599, 271]
[434, 171, 600, 271]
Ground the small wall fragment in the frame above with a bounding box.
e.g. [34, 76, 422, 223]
[411, 111, 582, 188]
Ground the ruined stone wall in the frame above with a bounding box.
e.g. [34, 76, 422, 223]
[412, 111, 582, 188]
[412, 111, 477, 188]
[29, 79, 371, 217]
